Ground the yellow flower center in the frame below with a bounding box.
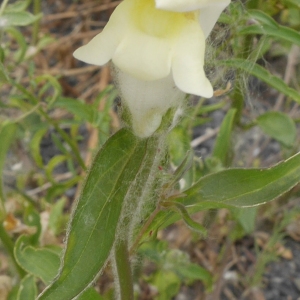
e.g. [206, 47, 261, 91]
[131, 0, 198, 38]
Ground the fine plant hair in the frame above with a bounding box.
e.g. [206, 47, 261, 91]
[111, 132, 168, 300]
[204, 0, 269, 112]
[113, 132, 168, 246]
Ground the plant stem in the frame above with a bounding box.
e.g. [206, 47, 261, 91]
[114, 239, 134, 300]
[32, 0, 41, 45]
[0, 0, 9, 16]
[232, 6, 255, 125]
[0, 185, 6, 221]
[129, 205, 160, 255]
[0, 223, 26, 278]
[112, 132, 166, 300]
[231, 85, 244, 124]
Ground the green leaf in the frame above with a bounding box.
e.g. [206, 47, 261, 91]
[0, 46, 4, 63]
[185, 151, 300, 207]
[23, 206, 42, 245]
[0, 12, 42, 27]
[176, 263, 213, 288]
[0, 61, 10, 83]
[217, 59, 300, 104]
[14, 235, 61, 284]
[54, 97, 96, 124]
[161, 201, 207, 236]
[212, 109, 236, 166]
[30, 128, 48, 168]
[37, 128, 158, 300]
[76, 288, 103, 300]
[246, 10, 279, 28]
[167, 150, 193, 189]
[153, 270, 181, 300]
[257, 111, 296, 147]
[233, 206, 257, 234]
[168, 127, 194, 188]
[145, 152, 300, 236]
[283, 0, 300, 8]
[48, 198, 66, 236]
[17, 275, 37, 300]
[240, 15, 300, 47]
[6, 0, 32, 12]
[0, 122, 17, 219]
[45, 155, 67, 182]
[6, 27, 27, 62]
[35, 75, 62, 107]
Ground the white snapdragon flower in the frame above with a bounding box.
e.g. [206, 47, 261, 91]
[74, 0, 230, 137]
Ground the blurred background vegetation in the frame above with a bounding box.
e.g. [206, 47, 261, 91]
[0, 0, 300, 299]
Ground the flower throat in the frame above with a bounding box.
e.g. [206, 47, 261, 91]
[131, 0, 198, 38]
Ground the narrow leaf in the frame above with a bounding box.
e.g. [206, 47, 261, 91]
[54, 97, 96, 123]
[161, 201, 207, 236]
[212, 109, 236, 166]
[38, 128, 157, 300]
[217, 59, 300, 104]
[166, 151, 193, 190]
[186, 152, 300, 207]
[177, 264, 213, 288]
[247, 10, 279, 28]
[0, 62, 10, 83]
[6, 0, 32, 12]
[239, 23, 300, 47]
[144, 152, 300, 237]
[30, 128, 48, 168]
[0, 12, 42, 27]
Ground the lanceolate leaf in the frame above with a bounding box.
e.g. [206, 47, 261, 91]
[212, 109, 236, 166]
[0, 12, 42, 27]
[240, 9, 300, 47]
[184, 151, 300, 207]
[38, 128, 158, 300]
[144, 152, 300, 237]
[217, 59, 300, 104]
[246, 10, 279, 28]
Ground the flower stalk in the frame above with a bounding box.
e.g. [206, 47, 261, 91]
[114, 238, 134, 300]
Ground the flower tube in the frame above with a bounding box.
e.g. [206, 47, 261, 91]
[74, 0, 231, 137]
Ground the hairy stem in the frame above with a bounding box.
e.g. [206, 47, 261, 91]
[114, 239, 134, 300]
[129, 205, 160, 255]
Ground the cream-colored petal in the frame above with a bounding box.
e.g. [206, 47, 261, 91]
[114, 66, 185, 137]
[171, 22, 213, 97]
[199, 1, 231, 38]
[73, 0, 129, 65]
[155, 0, 229, 12]
[155, 0, 207, 12]
[155, 0, 230, 38]
[112, 27, 172, 81]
